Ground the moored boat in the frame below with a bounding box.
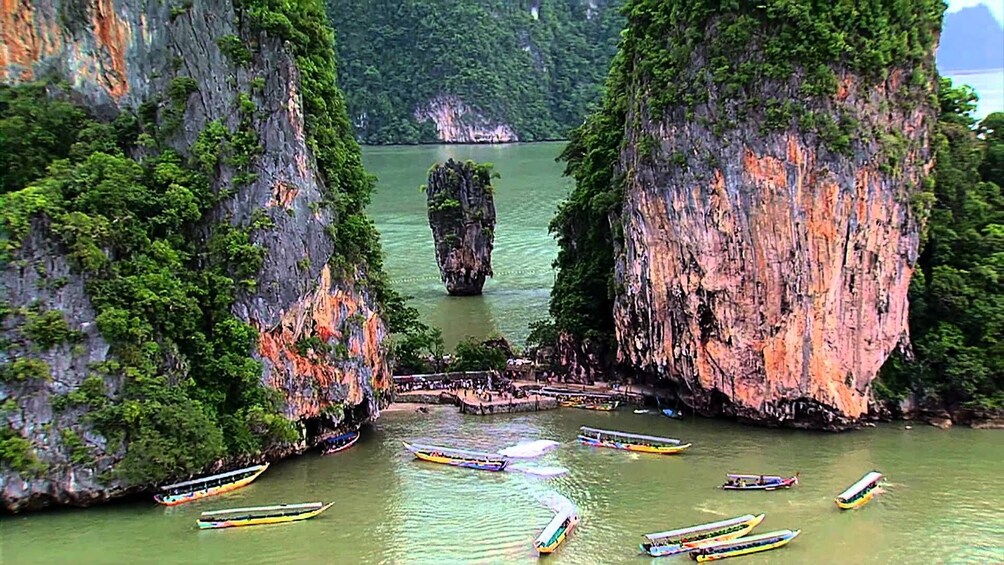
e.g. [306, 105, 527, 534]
[722, 473, 798, 491]
[197, 502, 334, 529]
[322, 430, 360, 455]
[534, 508, 579, 554]
[561, 400, 620, 411]
[662, 408, 683, 419]
[835, 471, 883, 510]
[689, 529, 800, 562]
[577, 426, 691, 455]
[641, 514, 765, 557]
[154, 463, 269, 506]
[403, 442, 508, 471]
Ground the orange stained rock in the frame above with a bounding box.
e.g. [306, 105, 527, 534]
[91, 0, 130, 98]
[268, 181, 299, 208]
[255, 265, 390, 419]
[1, 0, 63, 81]
[743, 149, 786, 190]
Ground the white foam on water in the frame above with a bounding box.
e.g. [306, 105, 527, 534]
[508, 464, 570, 478]
[498, 439, 560, 458]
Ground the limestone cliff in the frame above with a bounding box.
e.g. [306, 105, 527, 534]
[425, 159, 496, 295]
[414, 96, 518, 144]
[0, 0, 390, 511]
[553, 1, 943, 429]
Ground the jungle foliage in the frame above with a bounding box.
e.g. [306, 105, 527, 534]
[879, 82, 1004, 410]
[329, 0, 623, 144]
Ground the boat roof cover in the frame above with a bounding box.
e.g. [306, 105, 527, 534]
[727, 473, 787, 480]
[536, 508, 576, 543]
[159, 463, 266, 490]
[199, 502, 324, 516]
[697, 529, 796, 550]
[837, 471, 883, 500]
[643, 514, 757, 542]
[405, 442, 505, 460]
[579, 426, 681, 445]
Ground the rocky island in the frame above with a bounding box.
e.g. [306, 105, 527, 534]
[425, 159, 497, 296]
[0, 0, 393, 511]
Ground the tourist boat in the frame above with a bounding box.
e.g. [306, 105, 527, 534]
[688, 529, 800, 562]
[722, 473, 798, 491]
[534, 508, 579, 554]
[835, 471, 883, 510]
[322, 430, 360, 455]
[641, 514, 765, 557]
[577, 426, 691, 455]
[403, 442, 509, 471]
[154, 463, 269, 506]
[561, 400, 620, 411]
[197, 502, 334, 529]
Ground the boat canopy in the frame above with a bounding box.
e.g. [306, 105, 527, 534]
[727, 473, 786, 480]
[405, 442, 505, 460]
[536, 508, 575, 544]
[539, 389, 615, 400]
[326, 431, 358, 443]
[643, 514, 757, 542]
[200, 502, 324, 516]
[579, 426, 682, 445]
[697, 529, 796, 550]
[837, 471, 883, 500]
[159, 464, 266, 491]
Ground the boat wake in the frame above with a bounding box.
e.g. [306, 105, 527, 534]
[537, 491, 577, 514]
[693, 505, 729, 517]
[507, 464, 569, 478]
[498, 440, 560, 458]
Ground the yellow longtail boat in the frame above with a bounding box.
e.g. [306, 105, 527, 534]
[641, 514, 766, 557]
[155, 463, 269, 506]
[689, 529, 800, 562]
[534, 508, 579, 554]
[835, 471, 883, 510]
[577, 426, 691, 454]
[197, 502, 334, 529]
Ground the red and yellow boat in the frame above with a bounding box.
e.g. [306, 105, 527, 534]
[155, 463, 269, 506]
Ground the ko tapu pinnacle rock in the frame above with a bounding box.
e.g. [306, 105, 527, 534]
[425, 159, 497, 296]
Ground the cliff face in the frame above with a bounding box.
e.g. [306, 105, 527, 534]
[554, 2, 942, 429]
[414, 95, 518, 144]
[425, 159, 496, 295]
[0, 0, 389, 511]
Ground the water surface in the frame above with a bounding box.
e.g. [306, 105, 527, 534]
[4, 410, 1002, 564]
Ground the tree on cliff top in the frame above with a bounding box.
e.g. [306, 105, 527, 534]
[881, 81, 1004, 411]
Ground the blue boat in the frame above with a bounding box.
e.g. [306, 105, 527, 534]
[662, 408, 683, 419]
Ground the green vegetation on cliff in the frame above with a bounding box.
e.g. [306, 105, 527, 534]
[329, 0, 623, 143]
[0, 0, 403, 485]
[880, 83, 1004, 411]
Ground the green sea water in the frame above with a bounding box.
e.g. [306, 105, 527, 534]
[3, 410, 1002, 564]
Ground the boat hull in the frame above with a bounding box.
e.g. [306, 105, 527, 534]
[561, 401, 619, 411]
[155, 464, 269, 506]
[691, 530, 799, 562]
[835, 489, 875, 510]
[412, 450, 507, 471]
[535, 515, 578, 554]
[322, 432, 359, 455]
[578, 436, 690, 455]
[643, 514, 765, 557]
[197, 502, 334, 529]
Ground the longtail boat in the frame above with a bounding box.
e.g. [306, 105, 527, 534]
[403, 442, 508, 471]
[661, 408, 683, 419]
[577, 426, 691, 455]
[689, 529, 800, 562]
[534, 508, 579, 554]
[835, 471, 883, 510]
[322, 430, 360, 455]
[155, 463, 269, 506]
[722, 473, 798, 491]
[197, 502, 333, 529]
[561, 400, 620, 411]
[641, 514, 765, 557]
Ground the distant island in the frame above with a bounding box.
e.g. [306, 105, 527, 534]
[937, 5, 1004, 71]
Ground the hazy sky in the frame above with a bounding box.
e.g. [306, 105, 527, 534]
[946, 0, 1004, 25]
